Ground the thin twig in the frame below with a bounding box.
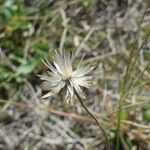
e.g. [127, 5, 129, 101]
[0, 47, 17, 71]
[0, 99, 91, 122]
[59, 9, 68, 54]
[74, 28, 95, 58]
[123, 121, 150, 129]
[120, 132, 129, 150]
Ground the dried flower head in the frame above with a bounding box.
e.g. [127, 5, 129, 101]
[39, 52, 95, 104]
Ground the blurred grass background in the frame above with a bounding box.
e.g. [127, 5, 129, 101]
[0, 0, 150, 149]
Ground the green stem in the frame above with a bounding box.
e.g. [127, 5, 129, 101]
[116, 94, 123, 150]
[75, 91, 110, 150]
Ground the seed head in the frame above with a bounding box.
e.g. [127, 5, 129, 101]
[39, 52, 95, 104]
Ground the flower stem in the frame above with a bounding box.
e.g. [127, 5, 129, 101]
[75, 91, 110, 150]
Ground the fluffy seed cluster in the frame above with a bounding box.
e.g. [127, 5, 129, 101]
[39, 52, 95, 104]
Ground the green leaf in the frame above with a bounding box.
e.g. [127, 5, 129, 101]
[143, 108, 150, 122]
[34, 41, 49, 56]
[120, 110, 129, 121]
[16, 60, 37, 75]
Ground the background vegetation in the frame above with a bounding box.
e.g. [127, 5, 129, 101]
[0, 0, 149, 149]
